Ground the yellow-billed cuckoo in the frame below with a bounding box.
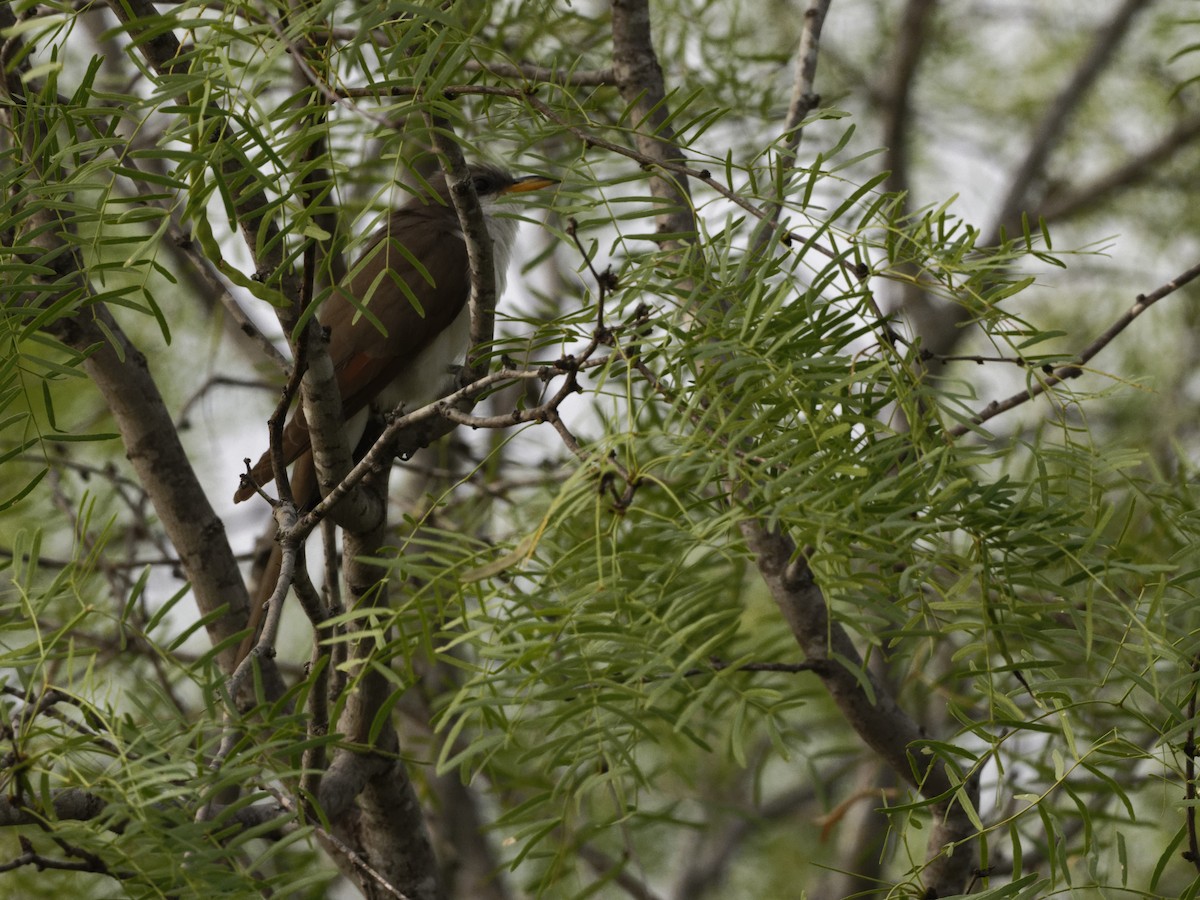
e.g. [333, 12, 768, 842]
[233, 164, 556, 658]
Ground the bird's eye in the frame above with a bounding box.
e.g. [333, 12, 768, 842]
[472, 175, 491, 194]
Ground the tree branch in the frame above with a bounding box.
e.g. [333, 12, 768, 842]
[739, 524, 978, 892]
[902, 0, 1149, 363]
[950, 258, 1200, 438]
[988, 0, 1150, 243]
[1039, 112, 1200, 223]
[611, 0, 695, 244]
[880, 0, 937, 200]
[610, 0, 976, 893]
[317, 465, 440, 900]
[426, 116, 499, 376]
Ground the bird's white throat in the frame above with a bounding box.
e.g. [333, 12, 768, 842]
[470, 202, 520, 299]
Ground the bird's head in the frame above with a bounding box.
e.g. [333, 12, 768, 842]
[448, 163, 558, 206]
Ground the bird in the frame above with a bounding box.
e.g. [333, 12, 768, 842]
[232, 163, 556, 660]
[234, 163, 557, 506]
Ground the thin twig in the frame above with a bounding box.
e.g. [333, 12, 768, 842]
[468, 60, 616, 86]
[228, 503, 302, 688]
[922, 351, 1059, 368]
[950, 260, 1200, 437]
[578, 843, 665, 900]
[177, 375, 275, 427]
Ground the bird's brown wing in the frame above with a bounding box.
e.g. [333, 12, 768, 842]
[233, 206, 470, 503]
[326, 206, 471, 416]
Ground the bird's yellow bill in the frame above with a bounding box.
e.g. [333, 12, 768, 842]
[501, 175, 558, 194]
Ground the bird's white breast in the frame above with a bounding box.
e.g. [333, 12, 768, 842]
[371, 208, 519, 417]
